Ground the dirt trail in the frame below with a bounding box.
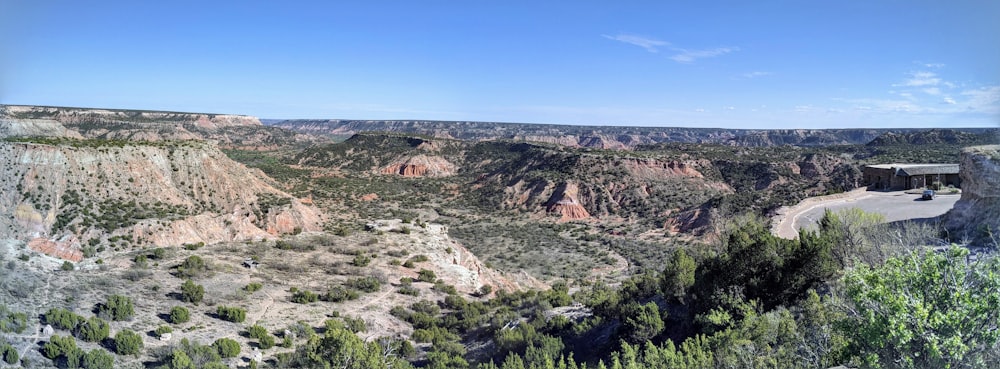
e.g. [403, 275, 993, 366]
[342, 288, 393, 316]
[18, 273, 54, 360]
[771, 188, 876, 239]
[253, 290, 276, 324]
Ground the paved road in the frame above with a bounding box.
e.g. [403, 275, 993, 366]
[792, 191, 960, 233]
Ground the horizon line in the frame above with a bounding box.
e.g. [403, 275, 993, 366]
[3, 103, 996, 131]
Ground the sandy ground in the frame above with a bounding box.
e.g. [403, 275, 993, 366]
[772, 189, 960, 239]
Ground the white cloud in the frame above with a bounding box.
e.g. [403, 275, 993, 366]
[832, 84, 1000, 116]
[922, 87, 941, 95]
[960, 86, 1000, 113]
[694, 108, 706, 112]
[669, 47, 739, 63]
[897, 71, 942, 87]
[923, 63, 946, 68]
[602, 33, 670, 53]
[723, 106, 735, 110]
[834, 98, 923, 113]
[742, 71, 772, 79]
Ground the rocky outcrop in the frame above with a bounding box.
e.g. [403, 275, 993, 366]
[380, 155, 457, 177]
[945, 145, 1000, 244]
[620, 158, 705, 178]
[28, 237, 83, 262]
[0, 139, 322, 260]
[366, 220, 545, 293]
[663, 204, 714, 235]
[546, 183, 591, 221]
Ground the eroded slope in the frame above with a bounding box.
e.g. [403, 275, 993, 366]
[0, 138, 322, 260]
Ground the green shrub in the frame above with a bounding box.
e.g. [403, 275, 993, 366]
[475, 284, 493, 297]
[99, 294, 134, 321]
[61, 261, 75, 271]
[1, 343, 18, 364]
[291, 289, 319, 304]
[43, 334, 78, 360]
[247, 325, 269, 340]
[332, 225, 352, 236]
[411, 329, 434, 343]
[661, 249, 697, 303]
[248, 325, 275, 349]
[433, 282, 457, 295]
[352, 254, 372, 267]
[166, 338, 223, 369]
[274, 239, 315, 252]
[169, 306, 190, 324]
[842, 246, 1000, 368]
[180, 279, 204, 304]
[397, 286, 420, 296]
[622, 302, 664, 343]
[322, 286, 359, 302]
[247, 325, 274, 350]
[417, 269, 437, 283]
[213, 338, 240, 358]
[408, 255, 429, 263]
[43, 308, 83, 330]
[344, 316, 366, 333]
[177, 255, 208, 278]
[258, 335, 275, 349]
[73, 317, 110, 342]
[155, 325, 173, 337]
[243, 282, 263, 293]
[410, 300, 441, 316]
[114, 329, 144, 356]
[0, 305, 29, 333]
[169, 349, 193, 369]
[216, 306, 246, 323]
[345, 276, 381, 293]
[83, 349, 114, 368]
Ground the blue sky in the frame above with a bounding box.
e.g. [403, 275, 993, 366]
[2, 1, 998, 128]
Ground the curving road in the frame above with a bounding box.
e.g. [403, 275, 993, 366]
[775, 190, 960, 239]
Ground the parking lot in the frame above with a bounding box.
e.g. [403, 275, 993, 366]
[775, 190, 961, 238]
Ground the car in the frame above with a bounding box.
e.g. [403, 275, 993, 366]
[922, 189, 935, 200]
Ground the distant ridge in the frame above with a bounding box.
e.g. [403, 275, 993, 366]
[1, 104, 320, 149]
[267, 118, 994, 148]
[2, 104, 254, 117]
[866, 128, 1000, 146]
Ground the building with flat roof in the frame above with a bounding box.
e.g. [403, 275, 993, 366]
[863, 163, 960, 190]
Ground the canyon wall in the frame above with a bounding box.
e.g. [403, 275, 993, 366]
[945, 145, 1000, 244]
